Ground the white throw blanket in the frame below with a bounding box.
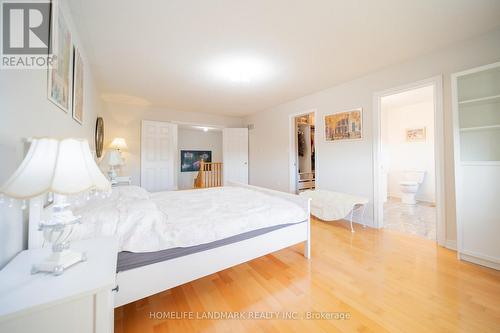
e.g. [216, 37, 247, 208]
[71, 186, 307, 252]
[299, 189, 368, 221]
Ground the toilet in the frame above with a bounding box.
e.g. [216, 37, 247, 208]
[399, 171, 425, 205]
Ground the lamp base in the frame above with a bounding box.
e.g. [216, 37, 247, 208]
[31, 249, 87, 276]
[108, 167, 117, 183]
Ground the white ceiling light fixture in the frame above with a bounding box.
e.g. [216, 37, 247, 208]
[207, 55, 273, 84]
[192, 126, 215, 132]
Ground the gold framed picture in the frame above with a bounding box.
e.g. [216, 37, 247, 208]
[72, 46, 84, 124]
[325, 108, 362, 141]
[47, 5, 72, 112]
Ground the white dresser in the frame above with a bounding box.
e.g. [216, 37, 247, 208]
[0, 237, 118, 333]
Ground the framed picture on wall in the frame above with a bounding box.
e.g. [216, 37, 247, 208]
[47, 4, 72, 112]
[72, 46, 84, 124]
[325, 108, 363, 141]
[180, 150, 212, 172]
[406, 127, 426, 142]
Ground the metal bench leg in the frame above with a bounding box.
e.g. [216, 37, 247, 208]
[360, 204, 367, 228]
[349, 209, 355, 233]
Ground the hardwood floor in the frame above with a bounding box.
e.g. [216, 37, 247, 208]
[115, 218, 500, 333]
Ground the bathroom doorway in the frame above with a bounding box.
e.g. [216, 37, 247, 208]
[373, 77, 445, 243]
[290, 111, 316, 193]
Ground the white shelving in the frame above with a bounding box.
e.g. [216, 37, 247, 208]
[458, 94, 500, 106]
[452, 61, 500, 271]
[460, 124, 500, 132]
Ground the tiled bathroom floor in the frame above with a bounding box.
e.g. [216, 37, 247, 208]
[383, 197, 436, 240]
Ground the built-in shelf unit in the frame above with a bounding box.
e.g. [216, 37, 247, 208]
[452, 61, 500, 270]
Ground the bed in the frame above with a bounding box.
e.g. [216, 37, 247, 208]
[28, 182, 311, 307]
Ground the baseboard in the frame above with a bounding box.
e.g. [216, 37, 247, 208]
[445, 239, 457, 251]
[459, 253, 500, 270]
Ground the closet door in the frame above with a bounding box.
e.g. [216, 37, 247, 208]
[223, 128, 249, 184]
[452, 61, 500, 270]
[141, 120, 178, 192]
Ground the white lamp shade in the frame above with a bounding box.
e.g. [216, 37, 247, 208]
[0, 138, 111, 199]
[109, 137, 128, 150]
[107, 150, 124, 166]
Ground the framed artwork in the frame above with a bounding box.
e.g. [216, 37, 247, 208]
[325, 108, 362, 141]
[406, 128, 426, 142]
[72, 46, 84, 124]
[47, 5, 72, 112]
[180, 150, 212, 172]
[95, 117, 104, 158]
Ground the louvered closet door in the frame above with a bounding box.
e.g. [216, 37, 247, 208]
[141, 120, 178, 192]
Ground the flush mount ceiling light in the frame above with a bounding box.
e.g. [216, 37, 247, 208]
[206, 56, 273, 84]
[193, 126, 214, 132]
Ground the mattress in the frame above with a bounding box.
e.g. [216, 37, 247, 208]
[117, 220, 305, 272]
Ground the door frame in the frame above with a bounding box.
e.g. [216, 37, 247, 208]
[372, 76, 446, 245]
[289, 109, 317, 193]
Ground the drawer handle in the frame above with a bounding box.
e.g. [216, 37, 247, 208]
[112, 285, 119, 293]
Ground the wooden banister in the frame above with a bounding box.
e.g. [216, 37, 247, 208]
[194, 161, 223, 188]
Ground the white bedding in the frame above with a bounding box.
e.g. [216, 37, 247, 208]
[71, 186, 308, 252]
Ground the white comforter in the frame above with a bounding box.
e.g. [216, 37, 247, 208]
[71, 186, 307, 252]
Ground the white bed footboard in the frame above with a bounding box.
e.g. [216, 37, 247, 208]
[115, 221, 309, 307]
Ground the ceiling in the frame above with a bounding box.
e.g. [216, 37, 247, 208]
[381, 85, 434, 110]
[68, 0, 500, 116]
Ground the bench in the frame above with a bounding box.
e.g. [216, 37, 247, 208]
[299, 189, 369, 232]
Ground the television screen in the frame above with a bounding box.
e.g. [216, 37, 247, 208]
[180, 150, 212, 172]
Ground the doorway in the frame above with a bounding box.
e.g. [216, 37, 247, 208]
[290, 111, 316, 193]
[373, 77, 445, 244]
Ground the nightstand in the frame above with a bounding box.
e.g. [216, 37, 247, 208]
[111, 176, 132, 187]
[0, 237, 118, 333]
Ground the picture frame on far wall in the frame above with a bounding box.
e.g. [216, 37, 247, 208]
[406, 127, 426, 142]
[325, 108, 363, 141]
[47, 4, 72, 112]
[72, 46, 84, 124]
[180, 150, 212, 172]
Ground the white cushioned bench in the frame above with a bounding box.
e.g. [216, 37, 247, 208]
[299, 189, 369, 232]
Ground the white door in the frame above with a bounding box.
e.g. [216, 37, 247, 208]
[223, 128, 248, 184]
[141, 120, 178, 191]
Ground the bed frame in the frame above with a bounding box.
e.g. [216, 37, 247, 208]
[28, 182, 311, 307]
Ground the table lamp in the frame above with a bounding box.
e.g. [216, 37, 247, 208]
[107, 137, 127, 183]
[109, 137, 128, 152]
[107, 150, 124, 183]
[0, 138, 111, 275]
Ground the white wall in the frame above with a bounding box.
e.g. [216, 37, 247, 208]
[0, 1, 104, 268]
[382, 101, 435, 202]
[101, 102, 242, 186]
[177, 129, 223, 190]
[244, 28, 500, 243]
